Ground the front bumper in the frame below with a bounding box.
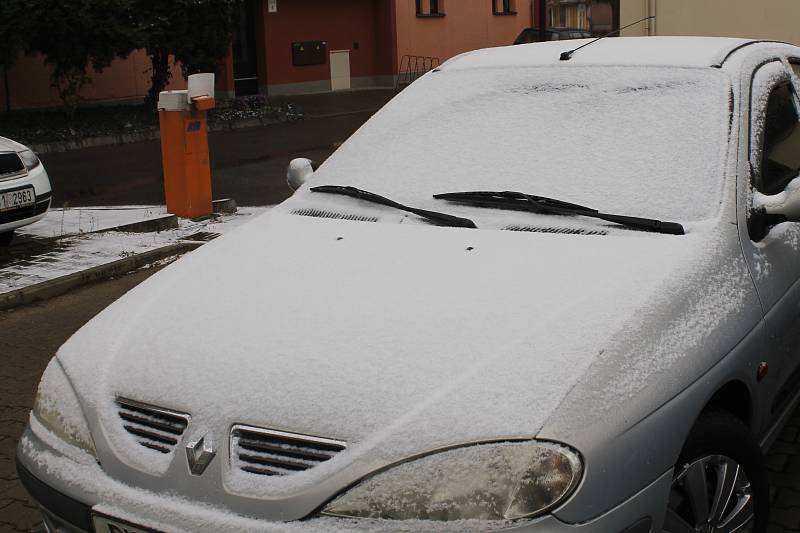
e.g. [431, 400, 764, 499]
[0, 164, 52, 233]
[18, 424, 672, 533]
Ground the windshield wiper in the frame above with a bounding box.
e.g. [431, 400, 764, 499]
[311, 186, 477, 229]
[433, 191, 684, 235]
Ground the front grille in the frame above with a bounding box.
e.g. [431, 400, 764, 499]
[116, 398, 189, 454]
[291, 208, 378, 223]
[231, 425, 346, 476]
[0, 153, 25, 181]
[504, 225, 608, 236]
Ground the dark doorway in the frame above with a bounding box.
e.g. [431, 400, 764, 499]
[233, 0, 259, 96]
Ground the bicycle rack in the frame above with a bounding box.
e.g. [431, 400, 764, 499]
[395, 55, 441, 91]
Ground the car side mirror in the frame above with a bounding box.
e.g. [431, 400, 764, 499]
[287, 158, 317, 191]
[754, 176, 800, 223]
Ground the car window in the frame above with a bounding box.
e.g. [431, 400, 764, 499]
[758, 82, 800, 195]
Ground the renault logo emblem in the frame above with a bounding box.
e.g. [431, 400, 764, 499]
[186, 431, 216, 476]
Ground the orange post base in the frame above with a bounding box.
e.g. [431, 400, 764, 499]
[159, 109, 214, 219]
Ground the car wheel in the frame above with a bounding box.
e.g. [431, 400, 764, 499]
[663, 410, 768, 533]
[0, 231, 13, 246]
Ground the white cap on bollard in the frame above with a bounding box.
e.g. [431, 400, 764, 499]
[188, 73, 215, 102]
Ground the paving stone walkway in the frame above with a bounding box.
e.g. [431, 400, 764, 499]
[768, 409, 800, 532]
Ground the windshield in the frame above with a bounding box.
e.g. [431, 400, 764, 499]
[296, 66, 732, 223]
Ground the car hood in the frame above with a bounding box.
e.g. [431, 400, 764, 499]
[58, 211, 706, 497]
[0, 136, 26, 152]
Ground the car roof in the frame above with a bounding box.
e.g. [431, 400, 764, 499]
[442, 36, 798, 71]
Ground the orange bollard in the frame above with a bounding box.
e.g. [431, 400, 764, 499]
[157, 79, 215, 219]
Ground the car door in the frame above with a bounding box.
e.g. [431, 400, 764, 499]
[741, 59, 800, 423]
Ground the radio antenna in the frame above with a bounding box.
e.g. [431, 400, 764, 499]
[560, 16, 655, 61]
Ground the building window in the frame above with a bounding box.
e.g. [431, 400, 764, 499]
[493, 0, 516, 15]
[416, 0, 445, 17]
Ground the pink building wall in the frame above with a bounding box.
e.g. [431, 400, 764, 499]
[2, 0, 537, 111]
[2, 50, 186, 111]
[393, 0, 534, 64]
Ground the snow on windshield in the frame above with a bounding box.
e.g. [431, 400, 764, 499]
[301, 66, 732, 222]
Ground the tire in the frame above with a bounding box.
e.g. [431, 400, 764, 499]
[663, 410, 768, 533]
[0, 231, 13, 247]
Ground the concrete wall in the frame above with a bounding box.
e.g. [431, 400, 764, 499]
[2, 50, 186, 112]
[621, 0, 800, 44]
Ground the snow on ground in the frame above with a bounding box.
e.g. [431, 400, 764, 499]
[0, 206, 269, 295]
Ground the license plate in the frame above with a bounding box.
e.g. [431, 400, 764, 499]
[92, 513, 159, 533]
[0, 187, 34, 212]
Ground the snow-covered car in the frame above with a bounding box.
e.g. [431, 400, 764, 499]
[17, 37, 800, 533]
[0, 136, 52, 245]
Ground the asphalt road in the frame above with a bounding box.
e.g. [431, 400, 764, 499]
[2, 271, 800, 531]
[38, 111, 375, 208]
[0, 267, 161, 532]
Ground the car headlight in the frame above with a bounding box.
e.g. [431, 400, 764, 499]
[32, 359, 96, 456]
[322, 440, 582, 521]
[18, 149, 41, 171]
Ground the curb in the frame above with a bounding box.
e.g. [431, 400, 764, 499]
[0, 241, 202, 311]
[27, 106, 379, 154]
[95, 214, 180, 234]
[28, 115, 292, 154]
[305, 106, 383, 120]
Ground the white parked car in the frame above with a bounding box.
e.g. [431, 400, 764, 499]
[0, 136, 52, 245]
[17, 37, 800, 533]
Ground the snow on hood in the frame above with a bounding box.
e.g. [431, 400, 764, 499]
[58, 211, 708, 494]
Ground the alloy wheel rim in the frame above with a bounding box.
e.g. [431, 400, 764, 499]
[663, 454, 754, 533]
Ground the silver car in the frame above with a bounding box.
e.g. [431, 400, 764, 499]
[17, 37, 800, 533]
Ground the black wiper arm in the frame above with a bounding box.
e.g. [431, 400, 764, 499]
[311, 185, 477, 229]
[433, 190, 684, 235]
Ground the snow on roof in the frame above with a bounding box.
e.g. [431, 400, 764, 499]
[442, 36, 764, 70]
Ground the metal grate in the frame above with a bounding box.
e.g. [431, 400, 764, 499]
[291, 208, 378, 223]
[181, 231, 221, 243]
[0, 153, 25, 181]
[116, 398, 190, 454]
[231, 425, 346, 476]
[504, 225, 608, 236]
